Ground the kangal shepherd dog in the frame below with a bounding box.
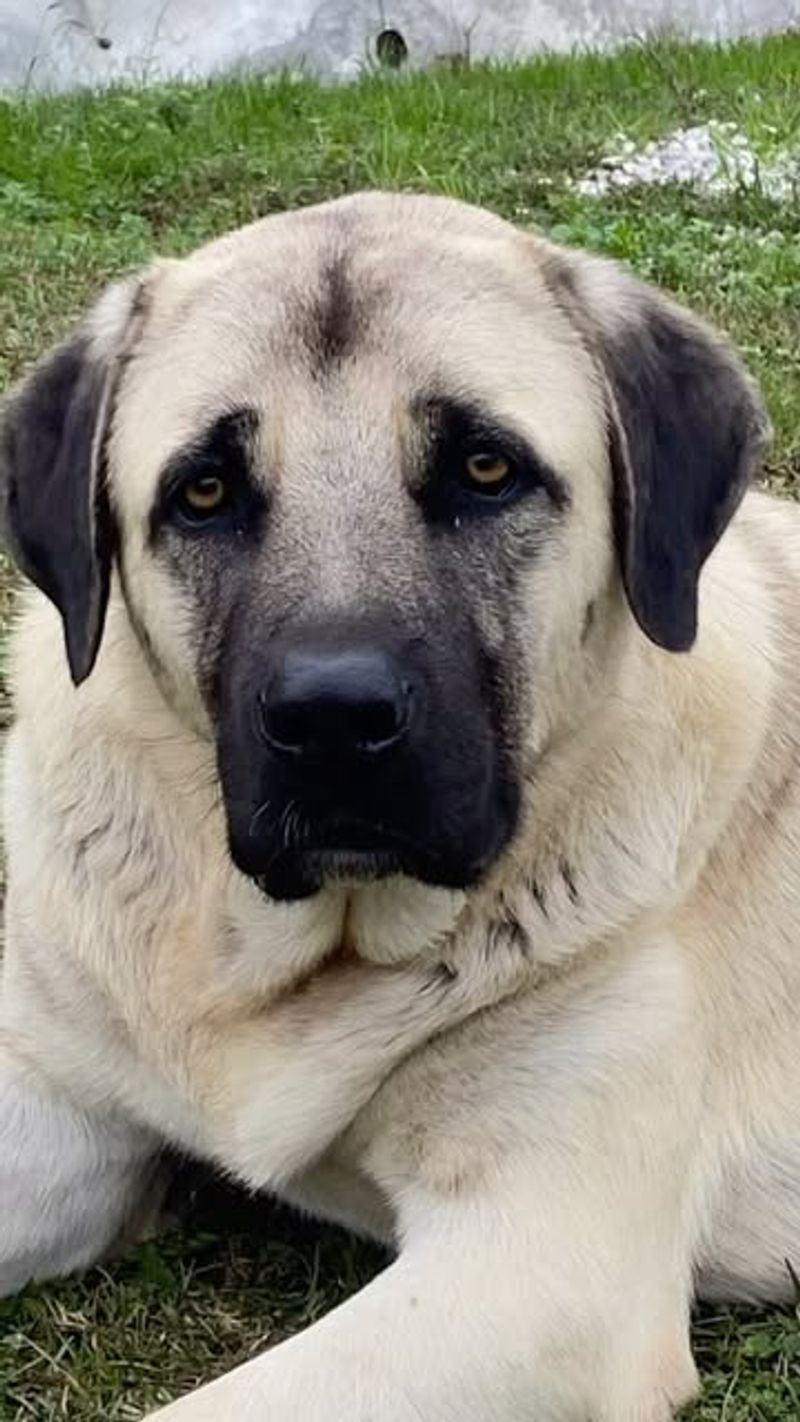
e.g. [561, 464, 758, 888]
[1, 192, 798, 1422]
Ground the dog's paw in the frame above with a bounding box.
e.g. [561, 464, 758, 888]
[429, 905, 535, 1015]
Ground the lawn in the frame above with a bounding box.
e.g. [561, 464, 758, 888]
[1, 31, 800, 1421]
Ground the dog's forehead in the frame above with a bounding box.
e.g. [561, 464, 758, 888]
[149, 196, 554, 353]
[114, 195, 606, 503]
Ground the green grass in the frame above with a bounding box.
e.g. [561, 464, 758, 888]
[1, 31, 800, 1421]
[0, 1183, 387, 1420]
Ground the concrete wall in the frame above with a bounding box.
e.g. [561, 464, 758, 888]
[1, 0, 798, 92]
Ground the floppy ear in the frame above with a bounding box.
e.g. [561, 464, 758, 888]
[599, 285, 768, 651]
[0, 278, 148, 684]
[544, 252, 769, 652]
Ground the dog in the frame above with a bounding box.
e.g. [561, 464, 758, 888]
[1, 190, 798, 1421]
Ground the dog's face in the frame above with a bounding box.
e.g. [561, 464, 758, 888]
[1, 194, 765, 905]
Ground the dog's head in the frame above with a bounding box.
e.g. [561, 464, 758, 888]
[0, 193, 766, 904]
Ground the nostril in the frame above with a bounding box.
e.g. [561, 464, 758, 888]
[257, 691, 313, 756]
[354, 682, 410, 753]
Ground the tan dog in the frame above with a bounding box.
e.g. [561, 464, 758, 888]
[0, 192, 797, 1422]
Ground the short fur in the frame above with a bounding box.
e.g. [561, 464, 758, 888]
[0, 193, 797, 1422]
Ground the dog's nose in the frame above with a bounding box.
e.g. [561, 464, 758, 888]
[259, 648, 412, 758]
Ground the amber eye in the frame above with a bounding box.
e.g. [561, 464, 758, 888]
[462, 451, 515, 494]
[178, 474, 228, 518]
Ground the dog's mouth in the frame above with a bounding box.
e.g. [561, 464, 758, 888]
[250, 818, 419, 900]
[246, 814, 464, 901]
[255, 848, 400, 900]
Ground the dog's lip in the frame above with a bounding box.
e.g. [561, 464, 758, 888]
[247, 815, 451, 897]
[301, 817, 411, 855]
[248, 805, 431, 860]
[238, 811, 503, 898]
[252, 845, 403, 901]
[290, 846, 403, 880]
[267, 828, 412, 885]
[245, 816, 417, 898]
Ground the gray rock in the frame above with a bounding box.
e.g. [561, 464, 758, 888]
[574, 121, 800, 199]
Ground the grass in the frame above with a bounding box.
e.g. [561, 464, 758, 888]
[0, 1182, 388, 1420]
[1, 30, 800, 1421]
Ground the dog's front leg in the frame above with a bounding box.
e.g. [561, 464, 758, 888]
[149, 938, 707, 1422]
[196, 923, 533, 1190]
[0, 1036, 164, 1296]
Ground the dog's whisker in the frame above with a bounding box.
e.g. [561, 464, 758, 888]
[248, 798, 276, 840]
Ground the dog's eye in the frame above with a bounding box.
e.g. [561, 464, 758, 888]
[177, 475, 229, 520]
[461, 451, 516, 496]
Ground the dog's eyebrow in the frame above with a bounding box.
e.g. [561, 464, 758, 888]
[149, 407, 260, 532]
[414, 394, 570, 510]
